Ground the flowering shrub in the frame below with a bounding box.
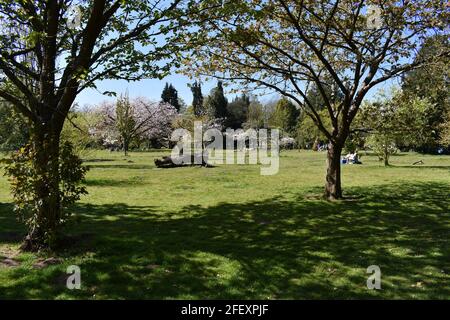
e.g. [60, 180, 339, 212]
[94, 97, 178, 150]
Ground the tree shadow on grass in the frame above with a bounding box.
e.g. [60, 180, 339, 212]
[83, 178, 148, 187]
[0, 182, 449, 299]
[82, 158, 116, 163]
[86, 164, 154, 170]
[393, 165, 450, 170]
[0, 203, 25, 243]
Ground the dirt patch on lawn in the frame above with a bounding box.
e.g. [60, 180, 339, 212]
[0, 257, 20, 268]
[33, 257, 64, 269]
[0, 246, 21, 268]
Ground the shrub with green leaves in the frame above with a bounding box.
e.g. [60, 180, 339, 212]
[3, 142, 88, 245]
[0, 100, 29, 150]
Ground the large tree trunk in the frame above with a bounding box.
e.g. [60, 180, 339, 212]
[324, 142, 343, 200]
[21, 124, 62, 251]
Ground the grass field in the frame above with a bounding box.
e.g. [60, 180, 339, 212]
[0, 150, 449, 299]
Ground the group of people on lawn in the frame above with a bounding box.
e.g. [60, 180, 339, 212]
[341, 151, 362, 164]
[310, 140, 363, 164]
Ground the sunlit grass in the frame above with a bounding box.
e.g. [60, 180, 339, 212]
[0, 150, 449, 299]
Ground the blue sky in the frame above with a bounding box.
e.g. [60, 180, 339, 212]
[75, 73, 218, 108]
[75, 72, 398, 109]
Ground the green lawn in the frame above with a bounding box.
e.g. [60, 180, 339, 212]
[0, 150, 449, 299]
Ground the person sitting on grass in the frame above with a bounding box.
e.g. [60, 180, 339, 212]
[349, 151, 362, 164]
[342, 151, 362, 164]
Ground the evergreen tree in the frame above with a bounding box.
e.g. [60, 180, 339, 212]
[227, 93, 250, 128]
[190, 81, 204, 116]
[161, 83, 181, 112]
[205, 81, 228, 119]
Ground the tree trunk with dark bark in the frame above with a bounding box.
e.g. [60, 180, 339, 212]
[21, 123, 62, 251]
[383, 144, 389, 166]
[324, 142, 343, 200]
[123, 138, 129, 156]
